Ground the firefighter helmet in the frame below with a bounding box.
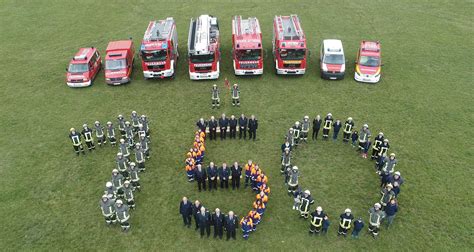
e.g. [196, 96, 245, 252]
[345, 208, 351, 213]
[112, 169, 118, 174]
[95, 121, 99, 125]
[130, 162, 136, 166]
[292, 166, 298, 171]
[116, 199, 123, 205]
[304, 190, 310, 195]
[70, 128, 75, 132]
[316, 206, 322, 212]
[390, 153, 396, 157]
[348, 117, 353, 121]
[106, 181, 112, 188]
[374, 203, 381, 209]
[107, 121, 112, 125]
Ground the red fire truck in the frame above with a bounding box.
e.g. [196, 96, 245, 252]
[272, 15, 307, 75]
[104, 39, 135, 85]
[140, 18, 179, 79]
[65, 47, 101, 87]
[231, 16, 263, 75]
[187, 15, 220, 80]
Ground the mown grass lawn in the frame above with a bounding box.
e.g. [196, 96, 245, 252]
[1, 0, 472, 250]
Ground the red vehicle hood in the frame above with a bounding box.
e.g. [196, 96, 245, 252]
[357, 65, 380, 75]
[105, 69, 127, 78]
[326, 64, 343, 72]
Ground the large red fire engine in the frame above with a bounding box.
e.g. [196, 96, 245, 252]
[187, 15, 220, 80]
[140, 18, 179, 79]
[272, 15, 307, 75]
[231, 16, 263, 75]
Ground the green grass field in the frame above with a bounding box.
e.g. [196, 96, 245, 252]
[1, 0, 473, 250]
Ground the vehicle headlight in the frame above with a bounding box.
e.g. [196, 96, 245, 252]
[106, 78, 110, 81]
[83, 78, 89, 82]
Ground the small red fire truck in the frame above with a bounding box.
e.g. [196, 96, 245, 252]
[354, 40, 382, 83]
[140, 18, 179, 79]
[187, 15, 220, 80]
[272, 15, 307, 75]
[231, 16, 263, 75]
[66, 47, 101, 87]
[104, 39, 135, 85]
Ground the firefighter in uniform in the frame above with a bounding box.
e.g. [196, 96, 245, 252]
[376, 139, 390, 167]
[219, 113, 229, 140]
[238, 114, 248, 139]
[123, 180, 135, 209]
[128, 162, 140, 191]
[106, 121, 116, 146]
[115, 199, 131, 232]
[286, 128, 295, 147]
[208, 116, 218, 141]
[99, 194, 116, 225]
[139, 114, 150, 139]
[299, 190, 314, 219]
[81, 124, 95, 151]
[371, 132, 385, 160]
[93, 121, 106, 146]
[244, 160, 254, 188]
[281, 148, 291, 176]
[368, 203, 386, 238]
[309, 206, 326, 235]
[211, 84, 220, 108]
[358, 124, 371, 158]
[293, 121, 302, 147]
[139, 133, 150, 159]
[134, 143, 146, 172]
[104, 181, 116, 199]
[380, 183, 396, 210]
[231, 83, 240, 106]
[116, 152, 129, 179]
[322, 113, 333, 139]
[248, 209, 261, 231]
[287, 166, 299, 195]
[111, 169, 125, 198]
[343, 117, 354, 142]
[117, 114, 126, 138]
[312, 115, 322, 140]
[338, 208, 354, 237]
[124, 121, 134, 147]
[69, 128, 85, 155]
[240, 216, 253, 240]
[301, 116, 310, 143]
[248, 115, 258, 140]
[118, 138, 130, 160]
[229, 115, 237, 139]
[130, 111, 140, 133]
[137, 124, 146, 141]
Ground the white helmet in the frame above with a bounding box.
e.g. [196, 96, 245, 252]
[120, 139, 125, 143]
[304, 190, 310, 195]
[345, 208, 351, 213]
[384, 138, 389, 142]
[379, 132, 384, 136]
[125, 121, 130, 125]
[118, 114, 123, 118]
[289, 128, 293, 131]
[82, 124, 88, 128]
[117, 152, 122, 156]
[386, 183, 393, 188]
[130, 162, 136, 166]
[348, 117, 353, 121]
[94, 121, 99, 124]
[116, 199, 123, 205]
[141, 115, 146, 118]
[106, 181, 112, 188]
[304, 115, 309, 120]
[135, 143, 140, 147]
[363, 124, 368, 128]
[107, 121, 112, 125]
[394, 171, 401, 176]
[327, 113, 332, 116]
[295, 121, 300, 125]
[112, 169, 118, 174]
[102, 194, 108, 199]
[124, 180, 130, 185]
[316, 206, 322, 212]
[132, 111, 137, 114]
[292, 166, 298, 171]
[390, 153, 396, 157]
[374, 203, 381, 209]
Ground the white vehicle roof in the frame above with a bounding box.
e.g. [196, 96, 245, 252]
[323, 39, 344, 54]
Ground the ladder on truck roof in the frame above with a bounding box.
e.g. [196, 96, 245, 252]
[277, 14, 303, 40]
[144, 18, 174, 41]
[188, 15, 211, 55]
[234, 16, 260, 36]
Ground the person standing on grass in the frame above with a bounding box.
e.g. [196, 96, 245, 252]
[208, 116, 218, 141]
[207, 162, 218, 191]
[139, 114, 150, 139]
[179, 197, 193, 228]
[106, 121, 116, 146]
[69, 128, 85, 155]
[309, 206, 326, 235]
[194, 164, 207, 192]
[212, 208, 225, 239]
[333, 119, 342, 141]
[115, 199, 131, 232]
[225, 211, 238, 240]
[139, 134, 150, 160]
[287, 166, 299, 195]
[301, 116, 310, 143]
[351, 130, 359, 148]
[229, 115, 238, 139]
[343, 117, 354, 143]
[123, 180, 135, 209]
[99, 194, 116, 225]
[94, 121, 106, 147]
[81, 123, 95, 151]
[380, 184, 396, 210]
[231, 162, 242, 189]
[196, 118, 207, 132]
[292, 121, 302, 147]
[128, 162, 141, 191]
[384, 198, 398, 228]
[248, 115, 258, 140]
[286, 128, 295, 147]
[351, 217, 364, 239]
[192, 200, 202, 230]
[299, 190, 314, 219]
[322, 113, 333, 140]
[238, 114, 248, 139]
[368, 203, 386, 238]
[218, 162, 230, 189]
[134, 143, 146, 172]
[219, 113, 229, 140]
[321, 215, 330, 235]
[130, 111, 140, 133]
[358, 124, 371, 157]
[375, 138, 390, 167]
[118, 139, 130, 161]
[244, 160, 254, 188]
[111, 169, 124, 198]
[371, 132, 385, 160]
[312, 115, 322, 140]
[117, 114, 126, 138]
[198, 207, 211, 238]
[240, 216, 253, 240]
[281, 148, 291, 176]
[116, 152, 129, 179]
[338, 208, 354, 237]
[211, 84, 220, 109]
[231, 83, 240, 106]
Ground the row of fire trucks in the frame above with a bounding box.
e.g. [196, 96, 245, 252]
[66, 15, 383, 87]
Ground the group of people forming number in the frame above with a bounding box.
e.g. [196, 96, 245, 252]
[281, 113, 405, 239]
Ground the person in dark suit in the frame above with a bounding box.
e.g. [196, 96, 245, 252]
[192, 200, 202, 230]
[248, 115, 258, 140]
[212, 208, 225, 239]
[197, 206, 211, 238]
[229, 115, 238, 139]
[208, 116, 218, 140]
[207, 162, 218, 191]
[219, 113, 229, 140]
[196, 118, 207, 132]
[225, 211, 238, 240]
[179, 196, 193, 228]
[193, 164, 207, 192]
[238, 114, 248, 139]
[231, 162, 242, 190]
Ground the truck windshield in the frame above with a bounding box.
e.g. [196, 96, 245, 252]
[359, 56, 380, 67]
[279, 49, 305, 60]
[68, 63, 88, 73]
[323, 54, 345, 64]
[141, 50, 167, 62]
[190, 54, 215, 63]
[236, 49, 261, 61]
[106, 59, 126, 70]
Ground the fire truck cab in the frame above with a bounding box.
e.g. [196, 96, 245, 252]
[354, 40, 382, 83]
[105, 40, 135, 85]
[140, 18, 179, 79]
[320, 39, 346, 80]
[272, 15, 307, 75]
[66, 47, 101, 87]
[187, 15, 220, 80]
[232, 16, 263, 75]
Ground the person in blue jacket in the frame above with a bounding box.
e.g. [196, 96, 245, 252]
[179, 196, 193, 228]
[385, 198, 399, 228]
[351, 217, 365, 239]
[322, 215, 330, 235]
[333, 120, 342, 141]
